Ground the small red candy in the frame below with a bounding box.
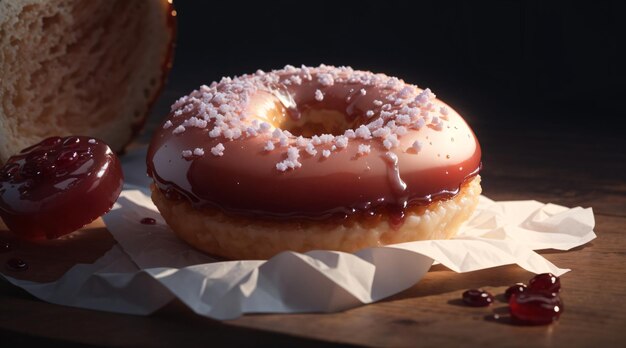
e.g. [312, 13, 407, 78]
[528, 273, 561, 293]
[0, 136, 123, 239]
[509, 292, 563, 325]
[462, 289, 494, 307]
[504, 282, 528, 300]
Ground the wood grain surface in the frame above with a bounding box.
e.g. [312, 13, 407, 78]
[1, 128, 625, 347]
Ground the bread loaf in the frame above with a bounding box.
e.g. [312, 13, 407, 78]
[0, 0, 174, 163]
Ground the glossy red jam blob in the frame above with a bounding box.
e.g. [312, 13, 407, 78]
[0, 136, 123, 240]
[504, 283, 528, 300]
[462, 289, 494, 307]
[528, 273, 561, 293]
[509, 292, 563, 325]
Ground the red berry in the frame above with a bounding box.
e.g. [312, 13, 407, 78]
[505, 283, 528, 300]
[509, 292, 563, 325]
[528, 273, 560, 293]
[462, 289, 494, 307]
[0, 136, 124, 240]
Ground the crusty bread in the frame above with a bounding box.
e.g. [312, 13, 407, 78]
[0, 0, 174, 163]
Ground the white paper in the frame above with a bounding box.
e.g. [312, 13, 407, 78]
[0, 148, 596, 320]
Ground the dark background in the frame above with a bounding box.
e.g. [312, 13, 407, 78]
[150, 1, 625, 140]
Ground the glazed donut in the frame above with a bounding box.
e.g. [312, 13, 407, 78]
[147, 65, 482, 260]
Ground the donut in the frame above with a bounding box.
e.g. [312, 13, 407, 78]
[147, 65, 482, 260]
[0, 0, 176, 164]
[0, 136, 123, 240]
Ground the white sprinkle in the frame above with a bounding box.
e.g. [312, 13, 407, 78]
[272, 128, 284, 139]
[318, 73, 334, 86]
[383, 134, 399, 149]
[209, 126, 221, 137]
[172, 125, 186, 134]
[184, 117, 208, 128]
[396, 114, 411, 125]
[365, 110, 375, 118]
[315, 89, 324, 101]
[372, 127, 391, 138]
[182, 150, 193, 158]
[211, 143, 225, 156]
[397, 86, 413, 98]
[290, 75, 302, 85]
[259, 122, 272, 133]
[373, 100, 383, 106]
[223, 129, 234, 140]
[322, 149, 331, 158]
[319, 134, 334, 144]
[264, 140, 275, 151]
[305, 142, 317, 156]
[360, 88, 367, 95]
[287, 146, 300, 160]
[212, 93, 227, 104]
[276, 147, 302, 171]
[246, 126, 258, 137]
[279, 137, 289, 147]
[343, 129, 356, 138]
[357, 144, 371, 155]
[331, 145, 337, 151]
[367, 118, 384, 130]
[380, 110, 395, 119]
[440, 106, 449, 116]
[410, 140, 423, 153]
[163, 120, 173, 129]
[394, 126, 408, 136]
[88, 139, 96, 144]
[414, 118, 426, 129]
[415, 88, 435, 105]
[355, 125, 372, 139]
[334, 135, 349, 148]
[296, 136, 308, 147]
[193, 148, 205, 156]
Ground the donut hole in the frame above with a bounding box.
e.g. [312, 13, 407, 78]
[279, 109, 366, 137]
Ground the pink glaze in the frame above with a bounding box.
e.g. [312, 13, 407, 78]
[147, 65, 481, 220]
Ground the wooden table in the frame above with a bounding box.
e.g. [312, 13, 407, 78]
[1, 128, 625, 347]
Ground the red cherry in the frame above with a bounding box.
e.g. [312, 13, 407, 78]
[528, 273, 560, 293]
[509, 292, 563, 325]
[505, 283, 528, 300]
[0, 136, 124, 240]
[462, 289, 494, 307]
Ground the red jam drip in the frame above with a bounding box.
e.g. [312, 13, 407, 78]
[140, 217, 157, 225]
[462, 289, 494, 307]
[0, 136, 124, 240]
[6, 257, 28, 272]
